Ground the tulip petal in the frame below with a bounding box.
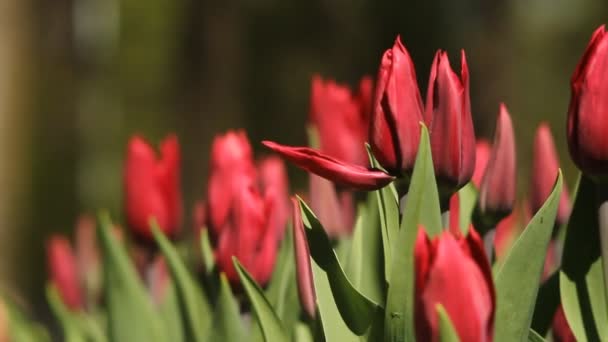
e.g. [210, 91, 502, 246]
[262, 141, 394, 190]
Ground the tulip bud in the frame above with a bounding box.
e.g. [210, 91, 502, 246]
[258, 156, 290, 238]
[74, 214, 101, 307]
[357, 76, 374, 121]
[310, 173, 355, 238]
[124, 135, 182, 240]
[47, 235, 82, 311]
[472, 140, 491, 188]
[370, 36, 424, 175]
[310, 75, 370, 166]
[568, 25, 608, 177]
[426, 50, 476, 200]
[292, 197, 316, 319]
[530, 124, 571, 225]
[552, 305, 576, 342]
[478, 104, 516, 224]
[415, 227, 495, 341]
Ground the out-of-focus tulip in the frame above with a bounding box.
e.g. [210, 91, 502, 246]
[310, 174, 355, 238]
[47, 236, 82, 311]
[472, 140, 491, 188]
[258, 156, 290, 238]
[493, 210, 521, 261]
[207, 131, 286, 285]
[292, 198, 316, 319]
[148, 255, 171, 306]
[531, 124, 571, 225]
[567, 25, 608, 177]
[74, 214, 101, 306]
[310, 75, 371, 166]
[415, 227, 495, 341]
[124, 135, 182, 240]
[426, 50, 476, 199]
[262, 141, 394, 191]
[552, 305, 576, 342]
[370, 36, 424, 175]
[478, 104, 516, 222]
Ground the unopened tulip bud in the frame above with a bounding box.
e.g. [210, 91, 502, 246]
[47, 236, 82, 311]
[472, 140, 491, 188]
[292, 198, 316, 319]
[478, 104, 516, 225]
[370, 36, 424, 175]
[426, 50, 476, 202]
[568, 25, 608, 178]
[124, 135, 182, 241]
[530, 124, 571, 225]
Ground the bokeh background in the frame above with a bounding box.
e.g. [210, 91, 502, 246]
[0, 0, 605, 319]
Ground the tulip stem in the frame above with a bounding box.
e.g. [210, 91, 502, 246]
[441, 210, 450, 229]
[399, 194, 408, 214]
[596, 186, 608, 298]
[483, 229, 495, 263]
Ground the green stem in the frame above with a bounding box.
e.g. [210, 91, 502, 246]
[483, 229, 495, 263]
[596, 185, 608, 304]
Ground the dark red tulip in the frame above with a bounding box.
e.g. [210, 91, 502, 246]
[207, 132, 284, 285]
[370, 36, 424, 175]
[292, 197, 316, 319]
[472, 140, 491, 188]
[531, 124, 571, 225]
[568, 25, 608, 176]
[310, 75, 371, 166]
[124, 135, 182, 240]
[552, 305, 576, 342]
[415, 227, 495, 342]
[479, 104, 516, 219]
[262, 141, 394, 191]
[47, 235, 82, 311]
[426, 50, 476, 197]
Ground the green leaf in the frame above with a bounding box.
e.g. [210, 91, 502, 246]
[200, 229, 215, 275]
[367, 144, 399, 283]
[46, 285, 84, 342]
[209, 274, 245, 341]
[233, 258, 289, 342]
[560, 174, 608, 342]
[530, 271, 559, 336]
[266, 223, 300, 331]
[457, 183, 478, 235]
[437, 305, 460, 342]
[527, 330, 546, 342]
[152, 223, 211, 342]
[159, 280, 185, 342]
[98, 213, 166, 342]
[344, 202, 384, 304]
[493, 171, 562, 342]
[384, 124, 442, 342]
[299, 198, 380, 335]
[293, 322, 314, 342]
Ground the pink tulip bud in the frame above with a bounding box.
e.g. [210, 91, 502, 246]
[415, 227, 495, 341]
[370, 36, 424, 175]
[124, 135, 182, 240]
[472, 140, 491, 188]
[47, 236, 82, 311]
[310, 75, 370, 166]
[478, 104, 516, 220]
[292, 198, 316, 319]
[258, 156, 290, 239]
[530, 124, 571, 225]
[568, 25, 608, 177]
[426, 50, 476, 198]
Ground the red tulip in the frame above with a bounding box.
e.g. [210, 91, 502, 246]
[552, 305, 576, 342]
[568, 25, 608, 176]
[207, 132, 283, 285]
[531, 124, 571, 225]
[472, 140, 491, 188]
[370, 36, 424, 175]
[262, 141, 394, 191]
[47, 236, 82, 311]
[292, 197, 316, 319]
[478, 104, 516, 219]
[415, 227, 495, 341]
[310, 75, 371, 166]
[309, 173, 355, 238]
[124, 135, 182, 240]
[426, 50, 476, 197]
[493, 210, 520, 261]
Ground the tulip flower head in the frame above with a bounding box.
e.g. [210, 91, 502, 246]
[370, 36, 425, 176]
[472, 140, 491, 188]
[568, 25, 608, 178]
[124, 135, 182, 241]
[47, 236, 83, 311]
[426, 50, 476, 202]
[415, 227, 495, 341]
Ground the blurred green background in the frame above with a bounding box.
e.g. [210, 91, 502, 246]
[0, 0, 604, 318]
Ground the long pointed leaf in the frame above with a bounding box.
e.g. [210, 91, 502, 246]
[437, 304, 460, 342]
[494, 171, 562, 342]
[209, 274, 245, 341]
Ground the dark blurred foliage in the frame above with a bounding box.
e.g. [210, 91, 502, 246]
[0, 0, 605, 319]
